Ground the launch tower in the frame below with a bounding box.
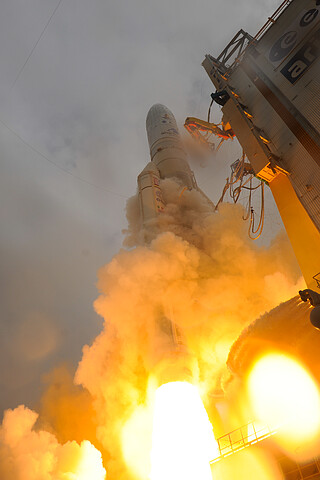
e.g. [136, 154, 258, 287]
[202, 0, 320, 290]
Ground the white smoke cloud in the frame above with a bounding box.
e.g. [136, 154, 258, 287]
[0, 405, 106, 480]
[0, 178, 303, 480]
[74, 179, 303, 478]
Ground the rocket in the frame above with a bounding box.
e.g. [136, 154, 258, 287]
[138, 104, 211, 227]
[137, 104, 212, 386]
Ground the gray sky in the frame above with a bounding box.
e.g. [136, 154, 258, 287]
[0, 0, 283, 413]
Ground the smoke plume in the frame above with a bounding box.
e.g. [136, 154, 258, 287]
[0, 176, 303, 479]
[75, 178, 303, 477]
[0, 405, 105, 480]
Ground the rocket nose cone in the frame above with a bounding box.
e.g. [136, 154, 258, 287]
[146, 103, 175, 122]
[146, 104, 180, 148]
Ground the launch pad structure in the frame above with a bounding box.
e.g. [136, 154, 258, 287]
[201, 0, 320, 291]
[196, 1, 320, 478]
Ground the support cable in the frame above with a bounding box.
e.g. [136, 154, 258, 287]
[11, 0, 64, 89]
[248, 182, 265, 240]
[207, 98, 214, 123]
[0, 116, 128, 199]
[215, 151, 265, 239]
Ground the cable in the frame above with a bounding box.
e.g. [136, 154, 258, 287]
[248, 182, 265, 240]
[215, 151, 265, 239]
[242, 177, 253, 221]
[207, 98, 214, 123]
[11, 0, 64, 89]
[215, 178, 230, 211]
[215, 153, 246, 211]
[0, 116, 128, 199]
[241, 183, 261, 190]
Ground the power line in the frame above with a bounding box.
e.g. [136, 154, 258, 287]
[6, 1, 128, 198]
[11, 0, 64, 89]
[0, 116, 128, 199]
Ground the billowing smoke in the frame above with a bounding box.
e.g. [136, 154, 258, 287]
[0, 405, 105, 480]
[0, 175, 303, 479]
[75, 178, 302, 477]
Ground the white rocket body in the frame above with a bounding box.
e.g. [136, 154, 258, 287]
[146, 104, 197, 190]
[137, 161, 165, 223]
[138, 104, 201, 227]
[137, 104, 213, 386]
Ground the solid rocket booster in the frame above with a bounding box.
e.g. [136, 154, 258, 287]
[137, 162, 165, 223]
[138, 104, 200, 226]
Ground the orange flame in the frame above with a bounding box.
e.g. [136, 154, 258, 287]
[247, 353, 320, 460]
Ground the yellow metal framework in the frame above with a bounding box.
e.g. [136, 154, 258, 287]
[184, 116, 234, 151]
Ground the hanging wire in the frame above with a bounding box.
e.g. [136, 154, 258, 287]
[185, 98, 265, 240]
[215, 151, 265, 240]
[207, 96, 227, 151]
[0, 116, 128, 199]
[215, 151, 246, 210]
[207, 98, 214, 123]
[248, 182, 265, 240]
[242, 176, 253, 221]
[11, 0, 64, 89]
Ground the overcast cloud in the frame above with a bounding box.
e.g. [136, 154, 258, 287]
[0, 0, 283, 414]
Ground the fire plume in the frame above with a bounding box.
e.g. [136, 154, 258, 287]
[150, 381, 218, 480]
[247, 353, 320, 459]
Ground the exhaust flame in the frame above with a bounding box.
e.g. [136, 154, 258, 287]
[150, 381, 218, 480]
[211, 448, 283, 480]
[247, 353, 320, 459]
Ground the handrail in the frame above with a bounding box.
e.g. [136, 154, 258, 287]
[210, 421, 276, 463]
[216, 0, 294, 74]
[254, 0, 293, 42]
